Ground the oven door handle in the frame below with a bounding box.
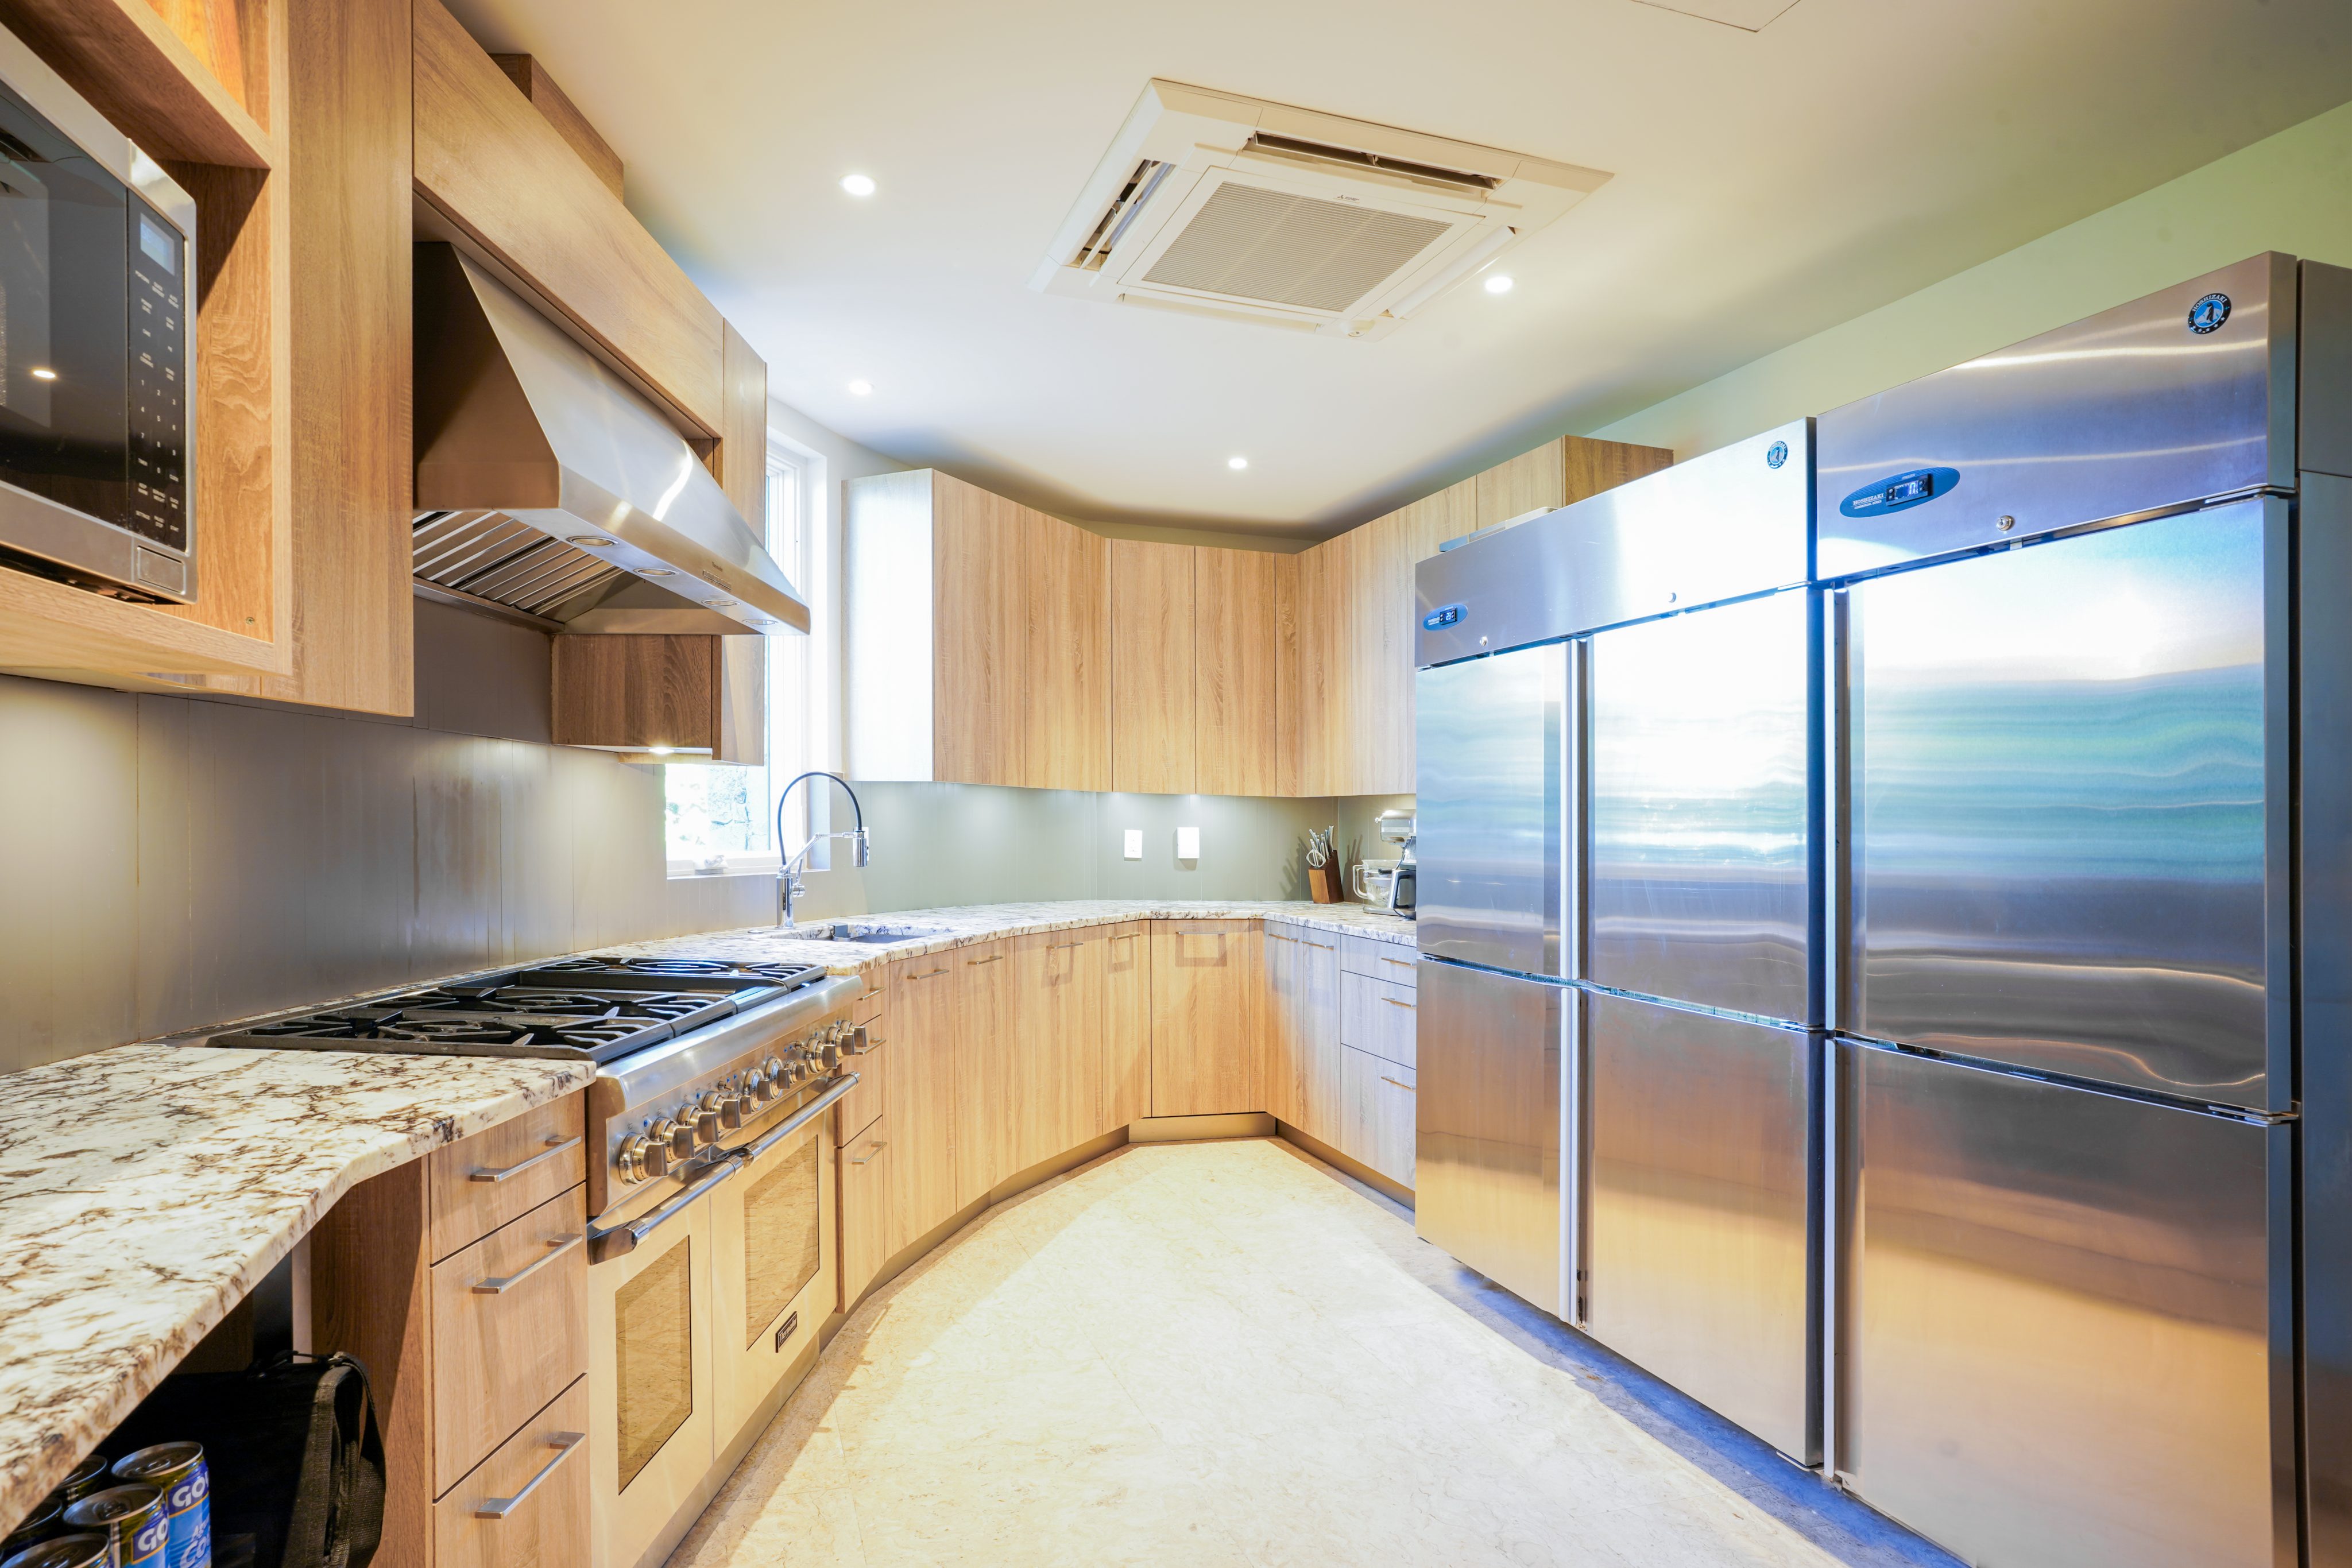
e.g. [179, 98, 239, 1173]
[736, 1072, 860, 1163]
[587, 1157, 742, 1264]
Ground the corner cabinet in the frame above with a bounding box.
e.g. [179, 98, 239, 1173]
[845, 470, 1111, 790]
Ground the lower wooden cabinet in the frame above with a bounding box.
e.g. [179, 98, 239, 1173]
[953, 939, 1019, 1207]
[1340, 971, 1417, 1069]
[839, 1115, 892, 1310]
[884, 955, 960, 1250]
[1105, 923, 1152, 1128]
[1021, 930, 1108, 1167]
[429, 1186, 590, 1495]
[1150, 920, 1263, 1116]
[1340, 1046, 1418, 1187]
[433, 1377, 591, 1568]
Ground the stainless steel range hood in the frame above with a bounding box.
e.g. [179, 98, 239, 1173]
[412, 244, 809, 636]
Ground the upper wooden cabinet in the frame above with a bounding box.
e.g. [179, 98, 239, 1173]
[846, 470, 1109, 790]
[1109, 540, 1196, 795]
[1196, 548, 1299, 797]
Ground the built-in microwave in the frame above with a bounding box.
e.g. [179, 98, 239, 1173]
[0, 22, 195, 603]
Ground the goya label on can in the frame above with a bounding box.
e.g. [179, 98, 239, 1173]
[62, 1482, 167, 1568]
[112, 1446, 208, 1568]
[2, 1534, 115, 1568]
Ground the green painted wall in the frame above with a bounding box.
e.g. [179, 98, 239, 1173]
[1589, 99, 2352, 458]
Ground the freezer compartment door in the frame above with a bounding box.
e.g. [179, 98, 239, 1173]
[1415, 959, 1564, 1315]
[1844, 1046, 2288, 1568]
[1849, 501, 2277, 1109]
[1415, 643, 1565, 977]
[1816, 251, 2292, 578]
[1585, 993, 1816, 1462]
[1589, 589, 1813, 1023]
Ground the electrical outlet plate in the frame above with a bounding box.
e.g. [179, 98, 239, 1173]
[1177, 826, 1201, 860]
[1123, 830, 1143, 860]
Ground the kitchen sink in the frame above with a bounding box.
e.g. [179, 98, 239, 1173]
[786, 923, 948, 945]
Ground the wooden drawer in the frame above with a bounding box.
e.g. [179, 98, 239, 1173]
[1340, 1046, 1417, 1189]
[840, 1114, 892, 1311]
[434, 1375, 590, 1568]
[428, 1094, 586, 1263]
[837, 1038, 888, 1143]
[431, 1186, 589, 1497]
[1340, 935, 1418, 989]
[1340, 971, 1417, 1068]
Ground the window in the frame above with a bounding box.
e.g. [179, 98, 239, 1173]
[663, 436, 826, 875]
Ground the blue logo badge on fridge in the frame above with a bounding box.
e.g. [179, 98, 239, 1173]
[1422, 603, 1465, 632]
[2188, 292, 2231, 335]
[1765, 441, 1789, 470]
[1839, 467, 1960, 520]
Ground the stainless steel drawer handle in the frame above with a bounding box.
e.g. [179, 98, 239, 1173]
[472, 1232, 583, 1295]
[1302, 938, 1334, 950]
[849, 1140, 888, 1166]
[470, 1133, 582, 1184]
[908, 967, 949, 982]
[1380, 1076, 1417, 1093]
[1266, 931, 1297, 943]
[966, 952, 1003, 965]
[473, 1430, 586, 1519]
[1380, 997, 1417, 1011]
[1379, 955, 1414, 969]
[589, 1157, 741, 1263]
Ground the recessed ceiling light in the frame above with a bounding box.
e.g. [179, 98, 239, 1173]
[840, 173, 876, 197]
[1483, 273, 1515, 295]
[567, 535, 617, 547]
[1228, 456, 1248, 471]
[637, 567, 675, 577]
[29, 367, 56, 381]
[848, 379, 873, 397]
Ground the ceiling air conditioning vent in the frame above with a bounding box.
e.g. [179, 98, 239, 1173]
[1031, 80, 1610, 339]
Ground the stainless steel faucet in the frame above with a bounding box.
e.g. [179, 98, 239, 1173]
[774, 771, 871, 928]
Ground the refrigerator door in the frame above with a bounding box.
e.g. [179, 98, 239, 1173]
[1845, 1045, 2288, 1568]
[1585, 992, 1816, 1461]
[1588, 589, 1814, 1023]
[1415, 642, 1566, 977]
[1415, 959, 1565, 1315]
[1816, 251, 2293, 579]
[1848, 501, 2278, 1109]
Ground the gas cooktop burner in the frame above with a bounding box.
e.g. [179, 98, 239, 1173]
[202, 954, 826, 1063]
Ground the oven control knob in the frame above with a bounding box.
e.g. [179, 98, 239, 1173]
[749, 1070, 776, 1105]
[717, 1090, 745, 1129]
[841, 1023, 871, 1056]
[694, 1107, 723, 1144]
[657, 1115, 695, 1157]
[618, 1134, 657, 1184]
[818, 1039, 841, 1072]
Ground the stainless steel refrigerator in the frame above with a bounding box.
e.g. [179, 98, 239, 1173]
[1414, 421, 1819, 1459]
[1816, 251, 2351, 1568]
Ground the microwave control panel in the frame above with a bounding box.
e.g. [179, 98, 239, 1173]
[126, 196, 187, 552]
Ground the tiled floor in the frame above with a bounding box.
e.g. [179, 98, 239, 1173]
[670, 1137, 1953, 1567]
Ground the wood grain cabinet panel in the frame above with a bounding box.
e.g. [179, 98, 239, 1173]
[1196, 548, 1298, 797]
[550, 634, 724, 754]
[1262, 923, 1303, 1125]
[430, 1186, 589, 1497]
[1341, 936, 1420, 988]
[1024, 510, 1111, 790]
[838, 1115, 892, 1311]
[953, 939, 1019, 1204]
[1110, 539, 1197, 793]
[1341, 971, 1417, 1070]
[884, 956, 960, 1252]
[1027, 930, 1109, 1160]
[426, 1095, 584, 1263]
[1295, 931, 1344, 1145]
[1340, 1047, 1417, 1188]
[1105, 922, 1153, 1129]
[932, 476, 1028, 787]
[432, 1376, 590, 1568]
[1150, 920, 1262, 1117]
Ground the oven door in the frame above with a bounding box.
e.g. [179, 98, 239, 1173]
[711, 1086, 837, 1453]
[587, 1170, 717, 1568]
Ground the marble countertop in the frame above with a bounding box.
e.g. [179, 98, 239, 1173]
[604, 899, 1421, 974]
[0, 1046, 592, 1536]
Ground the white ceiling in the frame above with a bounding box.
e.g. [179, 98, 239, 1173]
[443, 0, 2351, 539]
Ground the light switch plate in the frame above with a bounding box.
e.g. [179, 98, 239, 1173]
[1123, 830, 1143, 860]
[1177, 826, 1200, 861]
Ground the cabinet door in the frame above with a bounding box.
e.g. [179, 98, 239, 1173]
[932, 474, 1026, 786]
[1105, 923, 1152, 1128]
[1043, 931, 1109, 1157]
[1110, 539, 1197, 793]
[1024, 509, 1110, 790]
[839, 1116, 891, 1311]
[1262, 924, 1303, 1124]
[1296, 539, 1340, 798]
[884, 957, 960, 1250]
[1196, 547, 1298, 796]
[1150, 920, 1263, 1116]
[1341, 1046, 1417, 1188]
[954, 940, 1019, 1206]
[1296, 931, 1344, 1143]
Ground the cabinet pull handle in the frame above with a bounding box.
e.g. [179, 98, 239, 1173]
[470, 1134, 581, 1184]
[1379, 955, 1414, 969]
[967, 952, 1003, 965]
[474, 1430, 586, 1519]
[1302, 938, 1334, 950]
[1380, 1076, 1417, 1093]
[907, 967, 949, 982]
[1046, 940, 1085, 951]
[472, 1232, 583, 1294]
[1266, 931, 1297, 943]
[1381, 997, 1417, 1012]
[849, 1140, 888, 1166]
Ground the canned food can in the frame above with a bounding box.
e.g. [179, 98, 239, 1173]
[0, 1495, 61, 1558]
[62, 1483, 168, 1568]
[1, 1534, 114, 1568]
[55, 1458, 110, 1504]
[111, 1445, 208, 1568]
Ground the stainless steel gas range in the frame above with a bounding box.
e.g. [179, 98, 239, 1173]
[201, 951, 870, 1568]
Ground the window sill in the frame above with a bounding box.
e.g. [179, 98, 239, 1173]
[667, 854, 782, 881]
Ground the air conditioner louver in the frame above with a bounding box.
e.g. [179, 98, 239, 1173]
[1031, 80, 1611, 339]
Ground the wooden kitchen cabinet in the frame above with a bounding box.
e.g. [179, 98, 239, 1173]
[428, 1186, 589, 1496]
[845, 470, 1111, 789]
[1104, 922, 1153, 1129]
[953, 939, 1019, 1206]
[550, 633, 764, 761]
[1267, 924, 1343, 1147]
[1018, 930, 1109, 1169]
[1196, 548, 1299, 797]
[1109, 539, 1197, 794]
[1150, 920, 1263, 1116]
[432, 1376, 590, 1568]
[1340, 1047, 1418, 1188]
[884, 954, 961, 1252]
[838, 1115, 892, 1310]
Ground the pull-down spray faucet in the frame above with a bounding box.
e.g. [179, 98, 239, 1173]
[774, 771, 870, 928]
